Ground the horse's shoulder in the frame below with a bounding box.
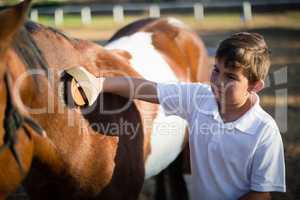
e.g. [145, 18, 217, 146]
[94, 48, 140, 77]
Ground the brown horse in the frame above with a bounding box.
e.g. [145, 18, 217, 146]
[0, 1, 209, 199]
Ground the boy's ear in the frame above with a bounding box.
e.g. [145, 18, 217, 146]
[249, 80, 264, 93]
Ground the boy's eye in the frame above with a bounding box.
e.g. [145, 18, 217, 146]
[228, 75, 236, 80]
[227, 75, 238, 81]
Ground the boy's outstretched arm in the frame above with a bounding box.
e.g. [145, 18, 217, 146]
[102, 76, 159, 104]
[65, 67, 159, 106]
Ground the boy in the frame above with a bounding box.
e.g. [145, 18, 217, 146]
[66, 32, 286, 199]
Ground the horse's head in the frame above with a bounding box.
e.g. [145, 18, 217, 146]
[0, 1, 49, 197]
[0, 0, 31, 75]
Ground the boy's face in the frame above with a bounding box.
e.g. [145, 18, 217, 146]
[210, 58, 252, 111]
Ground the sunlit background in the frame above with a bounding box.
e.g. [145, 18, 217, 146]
[2, 0, 299, 200]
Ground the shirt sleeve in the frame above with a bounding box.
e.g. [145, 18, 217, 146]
[250, 125, 286, 193]
[156, 82, 210, 120]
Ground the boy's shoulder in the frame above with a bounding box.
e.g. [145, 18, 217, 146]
[254, 105, 280, 132]
[249, 104, 282, 144]
[233, 96, 281, 140]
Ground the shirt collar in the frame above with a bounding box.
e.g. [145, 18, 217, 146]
[198, 90, 261, 135]
[233, 93, 261, 134]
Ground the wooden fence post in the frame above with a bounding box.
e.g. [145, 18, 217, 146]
[149, 4, 160, 18]
[194, 3, 204, 21]
[55, 8, 64, 26]
[243, 2, 252, 21]
[30, 9, 39, 22]
[81, 7, 92, 25]
[113, 5, 124, 23]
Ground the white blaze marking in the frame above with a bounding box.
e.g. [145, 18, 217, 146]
[105, 32, 187, 179]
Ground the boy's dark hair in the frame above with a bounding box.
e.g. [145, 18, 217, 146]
[216, 32, 271, 83]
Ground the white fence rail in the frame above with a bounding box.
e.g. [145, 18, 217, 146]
[28, 1, 297, 25]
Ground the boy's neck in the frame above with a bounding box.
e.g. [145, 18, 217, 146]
[218, 93, 257, 123]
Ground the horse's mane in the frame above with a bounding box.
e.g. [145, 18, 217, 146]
[12, 21, 74, 74]
[13, 22, 47, 73]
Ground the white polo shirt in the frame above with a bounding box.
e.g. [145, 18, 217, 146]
[157, 82, 286, 200]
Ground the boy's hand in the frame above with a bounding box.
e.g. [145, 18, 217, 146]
[65, 67, 105, 106]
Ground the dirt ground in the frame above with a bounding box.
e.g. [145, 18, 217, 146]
[7, 26, 300, 200]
